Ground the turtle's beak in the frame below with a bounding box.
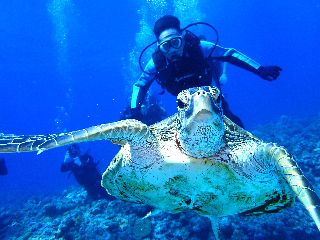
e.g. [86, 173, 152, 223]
[187, 91, 222, 125]
[194, 94, 215, 115]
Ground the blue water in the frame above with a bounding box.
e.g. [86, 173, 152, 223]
[0, 0, 319, 209]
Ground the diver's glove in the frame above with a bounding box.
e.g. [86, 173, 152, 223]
[256, 66, 282, 81]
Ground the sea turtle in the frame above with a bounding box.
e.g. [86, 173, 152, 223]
[0, 86, 319, 238]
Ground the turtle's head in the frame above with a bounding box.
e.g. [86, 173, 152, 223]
[176, 86, 225, 157]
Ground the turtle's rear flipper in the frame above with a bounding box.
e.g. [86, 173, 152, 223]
[0, 120, 149, 154]
[209, 217, 220, 240]
[267, 143, 320, 230]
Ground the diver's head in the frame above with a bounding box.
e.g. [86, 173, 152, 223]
[154, 15, 184, 59]
[154, 15, 181, 39]
[68, 144, 81, 158]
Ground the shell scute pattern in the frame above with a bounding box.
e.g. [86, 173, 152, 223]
[103, 87, 299, 218]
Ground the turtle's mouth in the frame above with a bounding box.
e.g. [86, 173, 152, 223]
[186, 108, 221, 129]
[189, 93, 222, 119]
[182, 91, 224, 132]
[194, 109, 213, 120]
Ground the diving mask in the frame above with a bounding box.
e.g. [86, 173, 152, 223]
[158, 35, 183, 53]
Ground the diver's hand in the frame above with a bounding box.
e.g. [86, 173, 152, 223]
[219, 73, 228, 85]
[257, 66, 282, 81]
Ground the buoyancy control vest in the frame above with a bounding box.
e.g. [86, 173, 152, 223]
[152, 31, 213, 96]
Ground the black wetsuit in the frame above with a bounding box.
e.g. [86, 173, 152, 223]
[132, 32, 249, 127]
[61, 153, 111, 200]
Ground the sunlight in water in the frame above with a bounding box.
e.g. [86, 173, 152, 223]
[47, 0, 76, 131]
[173, 0, 205, 23]
[47, 0, 75, 74]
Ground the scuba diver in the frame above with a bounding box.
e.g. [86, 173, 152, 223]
[61, 144, 113, 200]
[121, 94, 167, 125]
[0, 158, 8, 176]
[128, 15, 282, 127]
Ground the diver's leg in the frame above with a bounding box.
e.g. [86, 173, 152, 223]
[222, 97, 245, 128]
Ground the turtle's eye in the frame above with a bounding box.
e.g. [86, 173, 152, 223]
[177, 99, 187, 109]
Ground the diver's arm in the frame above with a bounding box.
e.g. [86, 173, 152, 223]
[130, 85, 147, 110]
[130, 59, 157, 110]
[215, 46, 262, 73]
[201, 41, 281, 81]
[60, 162, 75, 172]
[219, 62, 228, 85]
[201, 41, 260, 72]
[80, 154, 96, 169]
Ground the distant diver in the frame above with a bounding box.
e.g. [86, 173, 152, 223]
[121, 94, 167, 125]
[61, 144, 114, 200]
[128, 15, 282, 127]
[0, 158, 8, 176]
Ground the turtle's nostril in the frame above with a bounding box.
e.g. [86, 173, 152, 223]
[197, 91, 207, 95]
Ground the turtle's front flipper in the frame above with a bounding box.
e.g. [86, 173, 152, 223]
[266, 143, 320, 230]
[0, 119, 149, 154]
